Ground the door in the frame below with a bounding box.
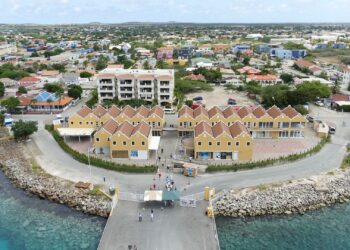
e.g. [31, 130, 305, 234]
[112, 150, 128, 158]
[233, 151, 238, 161]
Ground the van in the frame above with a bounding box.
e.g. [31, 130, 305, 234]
[164, 108, 175, 114]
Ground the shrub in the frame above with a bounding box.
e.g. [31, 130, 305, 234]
[206, 135, 330, 173]
[45, 125, 157, 173]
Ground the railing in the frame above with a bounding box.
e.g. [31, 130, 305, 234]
[118, 192, 144, 202]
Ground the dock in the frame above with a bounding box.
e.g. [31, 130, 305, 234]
[98, 200, 219, 250]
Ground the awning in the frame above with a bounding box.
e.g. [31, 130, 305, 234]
[57, 128, 95, 137]
[149, 136, 160, 150]
[162, 191, 181, 201]
[144, 190, 163, 201]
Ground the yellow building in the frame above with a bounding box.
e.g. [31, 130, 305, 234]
[94, 119, 119, 155]
[69, 105, 165, 134]
[194, 121, 252, 161]
[109, 121, 152, 159]
[178, 105, 307, 139]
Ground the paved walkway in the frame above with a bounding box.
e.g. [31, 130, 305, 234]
[98, 200, 219, 250]
[13, 104, 350, 196]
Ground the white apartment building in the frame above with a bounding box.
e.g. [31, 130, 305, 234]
[0, 43, 17, 56]
[97, 69, 174, 105]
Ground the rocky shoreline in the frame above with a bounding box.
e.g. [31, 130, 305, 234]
[214, 166, 350, 217]
[0, 140, 111, 218]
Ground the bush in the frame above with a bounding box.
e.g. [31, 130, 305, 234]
[45, 125, 157, 173]
[294, 104, 309, 115]
[206, 135, 330, 173]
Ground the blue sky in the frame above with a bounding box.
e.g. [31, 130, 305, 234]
[1, 0, 350, 24]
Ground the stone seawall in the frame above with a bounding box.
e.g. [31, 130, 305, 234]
[0, 141, 111, 218]
[214, 167, 350, 217]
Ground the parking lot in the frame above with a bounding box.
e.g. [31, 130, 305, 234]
[186, 86, 257, 109]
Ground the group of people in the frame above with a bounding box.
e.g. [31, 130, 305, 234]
[138, 209, 154, 222]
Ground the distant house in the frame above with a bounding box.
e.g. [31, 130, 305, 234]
[212, 44, 230, 54]
[232, 45, 251, 54]
[338, 65, 350, 85]
[246, 74, 281, 85]
[256, 44, 272, 54]
[295, 59, 323, 76]
[270, 48, 307, 60]
[18, 91, 73, 112]
[183, 74, 206, 81]
[178, 46, 195, 59]
[195, 45, 213, 57]
[156, 47, 174, 60]
[0, 77, 17, 87]
[19, 76, 41, 85]
[333, 43, 346, 49]
[316, 43, 328, 49]
[238, 66, 261, 75]
[61, 72, 80, 85]
[39, 70, 61, 83]
[329, 94, 350, 109]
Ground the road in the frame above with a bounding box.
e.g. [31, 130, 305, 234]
[12, 103, 350, 196]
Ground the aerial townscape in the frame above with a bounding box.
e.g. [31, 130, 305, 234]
[1, 1, 350, 250]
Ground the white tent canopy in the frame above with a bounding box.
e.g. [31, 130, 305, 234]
[57, 128, 95, 137]
[144, 190, 163, 201]
[149, 136, 160, 150]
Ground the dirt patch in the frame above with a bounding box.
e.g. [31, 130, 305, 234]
[185, 86, 257, 109]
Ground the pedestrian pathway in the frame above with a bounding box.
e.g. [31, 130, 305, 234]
[98, 200, 219, 250]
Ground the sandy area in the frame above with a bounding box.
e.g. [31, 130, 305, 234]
[185, 86, 257, 109]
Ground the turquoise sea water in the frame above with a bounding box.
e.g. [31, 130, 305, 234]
[216, 204, 350, 250]
[0, 171, 106, 250]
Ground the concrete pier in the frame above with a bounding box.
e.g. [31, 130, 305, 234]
[98, 200, 219, 250]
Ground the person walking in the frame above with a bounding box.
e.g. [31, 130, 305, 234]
[150, 209, 154, 222]
[138, 212, 142, 222]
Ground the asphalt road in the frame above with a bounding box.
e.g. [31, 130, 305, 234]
[13, 103, 350, 196]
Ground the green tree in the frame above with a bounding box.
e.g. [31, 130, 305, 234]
[0, 113, 4, 126]
[0, 82, 4, 97]
[185, 100, 193, 107]
[11, 120, 38, 140]
[319, 71, 329, 80]
[44, 83, 63, 93]
[1, 97, 20, 112]
[280, 73, 293, 84]
[95, 56, 109, 71]
[262, 84, 290, 107]
[18, 86, 27, 94]
[294, 104, 309, 115]
[80, 71, 93, 79]
[55, 88, 65, 108]
[348, 83, 350, 91]
[30, 51, 39, 57]
[287, 81, 331, 105]
[67, 85, 83, 99]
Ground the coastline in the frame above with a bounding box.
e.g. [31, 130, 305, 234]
[0, 140, 112, 218]
[214, 164, 350, 217]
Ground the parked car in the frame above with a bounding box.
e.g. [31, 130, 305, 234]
[314, 100, 324, 107]
[328, 126, 336, 134]
[306, 115, 314, 123]
[192, 96, 203, 101]
[227, 98, 237, 106]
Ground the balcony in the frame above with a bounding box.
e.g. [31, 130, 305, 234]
[120, 80, 133, 85]
[100, 80, 113, 84]
[120, 87, 133, 93]
[100, 87, 113, 91]
[291, 123, 305, 129]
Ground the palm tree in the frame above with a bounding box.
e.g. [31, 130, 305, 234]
[55, 89, 64, 111]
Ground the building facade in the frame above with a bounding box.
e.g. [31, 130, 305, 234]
[97, 69, 174, 106]
[270, 48, 307, 60]
[178, 105, 307, 139]
[194, 121, 253, 161]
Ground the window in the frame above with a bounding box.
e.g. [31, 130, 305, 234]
[247, 142, 251, 146]
[101, 122, 103, 125]
[113, 141, 116, 145]
[158, 122, 160, 127]
[79, 122, 82, 125]
[198, 142, 202, 146]
[142, 141, 145, 146]
[90, 122, 93, 125]
[123, 141, 127, 145]
[70, 122, 74, 125]
[217, 142, 220, 146]
[228, 142, 231, 146]
[236, 142, 240, 146]
[96, 138, 100, 142]
[132, 141, 135, 146]
[107, 138, 110, 141]
[180, 122, 183, 126]
[189, 122, 192, 127]
[208, 142, 212, 146]
[86, 122, 89, 125]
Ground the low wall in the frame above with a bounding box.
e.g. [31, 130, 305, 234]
[214, 166, 350, 217]
[0, 140, 111, 218]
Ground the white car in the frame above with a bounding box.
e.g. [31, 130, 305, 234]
[315, 101, 324, 107]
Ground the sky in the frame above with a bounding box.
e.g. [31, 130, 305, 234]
[1, 0, 350, 24]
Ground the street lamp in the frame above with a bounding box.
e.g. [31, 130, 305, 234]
[87, 146, 93, 181]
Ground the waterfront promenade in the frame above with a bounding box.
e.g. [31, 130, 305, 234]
[98, 200, 219, 250]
